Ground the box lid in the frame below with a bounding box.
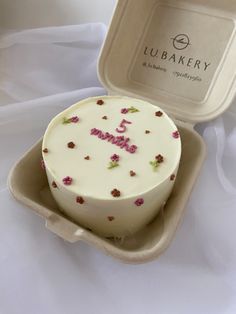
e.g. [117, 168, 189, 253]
[98, 0, 236, 123]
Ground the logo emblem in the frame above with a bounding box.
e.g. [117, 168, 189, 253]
[172, 34, 190, 50]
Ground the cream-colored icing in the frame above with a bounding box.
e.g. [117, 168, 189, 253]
[43, 96, 181, 236]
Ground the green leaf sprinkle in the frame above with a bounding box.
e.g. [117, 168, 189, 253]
[108, 161, 119, 169]
[62, 117, 71, 124]
[149, 160, 159, 171]
[128, 106, 139, 113]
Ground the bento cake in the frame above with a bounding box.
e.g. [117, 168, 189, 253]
[42, 96, 181, 236]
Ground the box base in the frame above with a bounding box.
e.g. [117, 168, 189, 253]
[8, 123, 205, 263]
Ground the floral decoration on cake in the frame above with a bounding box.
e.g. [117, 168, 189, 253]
[96, 99, 104, 105]
[52, 181, 58, 188]
[67, 141, 75, 148]
[62, 116, 79, 124]
[121, 106, 139, 114]
[108, 154, 120, 169]
[76, 196, 85, 204]
[40, 159, 45, 170]
[155, 111, 163, 117]
[134, 198, 144, 206]
[62, 176, 73, 185]
[107, 216, 115, 221]
[111, 189, 121, 197]
[150, 154, 164, 171]
[172, 131, 180, 139]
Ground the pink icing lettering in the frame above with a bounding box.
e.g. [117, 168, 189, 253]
[120, 138, 130, 147]
[101, 133, 107, 140]
[90, 128, 137, 154]
[102, 132, 111, 140]
[116, 119, 132, 133]
[90, 128, 98, 135]
[116, 136, 125, 146]
[98, 131, 105, 139]
[91, 128, 102, 138]
[112, 137, 119, 144]
[119, 138, 130, 151]
[107, 134, 115, 142]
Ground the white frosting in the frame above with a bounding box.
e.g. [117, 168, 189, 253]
[43, 96, 181, 236]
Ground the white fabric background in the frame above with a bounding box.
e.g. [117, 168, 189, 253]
[0, 0, 116, 28]
[0, 24, 236, 314]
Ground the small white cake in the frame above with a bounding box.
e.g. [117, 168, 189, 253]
[42, 96, 181, 237]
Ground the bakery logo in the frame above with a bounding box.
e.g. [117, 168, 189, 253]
[172, 34, 190, 50]
[143, 34, 211, 72]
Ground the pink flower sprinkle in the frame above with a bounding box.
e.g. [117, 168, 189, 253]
[108, 216, 115, 221]
[172, 131, 180, 139]
[76, 196, 84, 204]
[121, 108, 129, 114]
[134, 198, 144, 206]
[69, 116, 79, 123]
[40, 159, 45, 170]
[111, 154, 120, 162]
[62, 176, 73, 185]
[129, 145, 137, 154]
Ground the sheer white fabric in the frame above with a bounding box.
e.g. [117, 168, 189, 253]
[0, 24, 236, 314]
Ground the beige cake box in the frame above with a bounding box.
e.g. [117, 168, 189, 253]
[8, 0, 236, 263]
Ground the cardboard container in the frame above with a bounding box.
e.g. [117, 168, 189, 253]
[98, 0, 236, 122]
[8, 0, 236, 263]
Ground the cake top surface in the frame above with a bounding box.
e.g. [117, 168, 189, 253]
[43, 96, 181, 199]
